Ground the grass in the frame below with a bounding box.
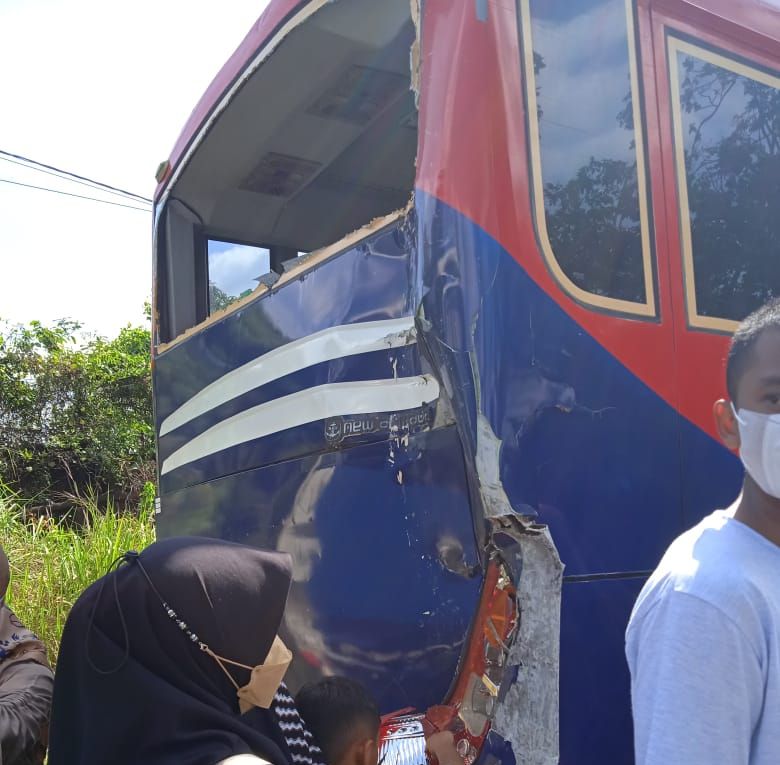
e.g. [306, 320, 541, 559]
[0, 483, 156, 666]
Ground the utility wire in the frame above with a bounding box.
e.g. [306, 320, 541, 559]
[0, 149, 153, 204]
[0, 178, 151, 212]
[0, 154, 152, 206]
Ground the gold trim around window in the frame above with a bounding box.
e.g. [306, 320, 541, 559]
[668, 36, 780, 333]
[519, 0, 656, 318]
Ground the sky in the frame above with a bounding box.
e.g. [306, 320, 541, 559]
[0, 0, 270, 337]
[208, 241, 271, 300]
[532, 0, 633, 184]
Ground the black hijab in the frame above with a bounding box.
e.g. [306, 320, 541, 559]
[48, 536, 323, 765]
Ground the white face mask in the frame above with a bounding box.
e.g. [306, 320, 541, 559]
[732, 404, 780, 498]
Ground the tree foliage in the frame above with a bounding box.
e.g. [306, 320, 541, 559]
[0, 315, 154, 505]
[208, 282, 237, 313]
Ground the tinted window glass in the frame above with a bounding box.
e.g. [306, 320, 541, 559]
[672, 41, 780, 324]
[524, 0, 652, 308]
[207, 240, 270, 314]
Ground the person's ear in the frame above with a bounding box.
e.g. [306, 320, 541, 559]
[714, 399, 740, 451]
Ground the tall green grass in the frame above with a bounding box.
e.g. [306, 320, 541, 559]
[0, 484, 156, 666]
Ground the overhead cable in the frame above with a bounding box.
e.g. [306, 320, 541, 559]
[0, 178, 152, 212]
[0, 149, 153, 204]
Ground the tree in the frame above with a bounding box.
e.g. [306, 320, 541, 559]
[209, 283, 239, 313]
[0, 316, 154, 507]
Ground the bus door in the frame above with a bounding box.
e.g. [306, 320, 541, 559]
[639, 0, 780, 526]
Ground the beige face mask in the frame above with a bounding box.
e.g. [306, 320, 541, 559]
[205, 636, 293, 713]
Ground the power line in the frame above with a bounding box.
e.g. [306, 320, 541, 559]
[0, 154, 152, 205]
[0, 178, 151, 212]
[0, 150, 153, 204]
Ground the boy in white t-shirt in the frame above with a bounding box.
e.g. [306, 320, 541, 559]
[626, 298, 780, 765]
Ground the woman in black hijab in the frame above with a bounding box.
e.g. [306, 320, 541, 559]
[48, 537, 327, 765]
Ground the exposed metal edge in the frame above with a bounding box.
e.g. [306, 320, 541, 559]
[156, 204, 411, 354]
[493, 525, 563, 765]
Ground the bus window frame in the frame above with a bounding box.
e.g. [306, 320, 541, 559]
[200, 232, 276, 317]
[517, 0, 658, 319]
[666, 33, 780, 333]
[194, 228, 209, 325]
[155, 205, 410, 355]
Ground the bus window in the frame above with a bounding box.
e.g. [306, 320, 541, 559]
[207, 240, 271, 314]
[519, 0, 655, 317]
[156, 0, 417, 344]
[668, 37, 780, 330]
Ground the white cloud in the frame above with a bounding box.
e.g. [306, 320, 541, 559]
[209, 244, 270, 298]
[0, 0, 269, 336]
[532, 2, 636, 183]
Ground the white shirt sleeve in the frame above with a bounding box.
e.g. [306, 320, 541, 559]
[217, 755, 272, 765]
[626, 590, 763, 765]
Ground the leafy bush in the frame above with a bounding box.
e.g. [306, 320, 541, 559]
[0, 316, 154, 507]
[0, 482, 156, 666]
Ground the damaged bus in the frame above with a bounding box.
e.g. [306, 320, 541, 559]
[151, 0, 780, 762]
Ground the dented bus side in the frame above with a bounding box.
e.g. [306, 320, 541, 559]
[152, 1, 779, 763]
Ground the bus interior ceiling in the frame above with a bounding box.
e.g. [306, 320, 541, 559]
[170, 0, 418, 254]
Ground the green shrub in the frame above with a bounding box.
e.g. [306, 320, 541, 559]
[0, 483, 156, 666]
[0, 317, 154, 506]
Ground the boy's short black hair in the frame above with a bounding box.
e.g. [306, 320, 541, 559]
[727, 298, 780, 404]
[295, 677, 380, 764]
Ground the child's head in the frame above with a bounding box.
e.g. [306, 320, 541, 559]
[295, 677, 380, 765]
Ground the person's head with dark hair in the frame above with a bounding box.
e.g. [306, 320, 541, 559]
[726, 298, 780, 405]
[715, 297, 780, 534]
[295, 677, 380, 765]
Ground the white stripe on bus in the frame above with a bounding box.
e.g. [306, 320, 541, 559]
[159, 317, 416, 436]
[160, 375, 439, 476]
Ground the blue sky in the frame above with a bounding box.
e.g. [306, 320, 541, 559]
[208, 240, 271, 299]
[0, 0, 270, 337]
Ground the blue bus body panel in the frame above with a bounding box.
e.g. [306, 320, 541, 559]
[558, 578, 643, 763]
[155, 219, 484, 713]
[155, 195, 743, 763]
[157, 425, 482, 712]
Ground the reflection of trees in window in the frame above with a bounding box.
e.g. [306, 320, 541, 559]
[533, 52, 545, 121]
[543, 154, 643, 302]
[529, 0, 648, 306]
[677, 51, 780, 322]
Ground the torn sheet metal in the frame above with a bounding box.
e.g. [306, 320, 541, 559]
[493, 525, 563, 765]
[476, 415, 514, 519]
[414, 166, 566, 765]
